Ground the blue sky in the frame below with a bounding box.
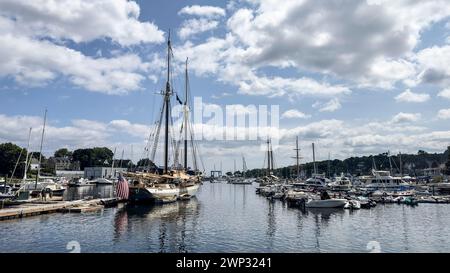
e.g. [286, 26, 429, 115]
[1, 0, 450, 173]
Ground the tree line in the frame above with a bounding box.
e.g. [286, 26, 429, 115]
[2, 142, 450, 178]
[245, 147, 450, 178]
[0, 143, 157, 178]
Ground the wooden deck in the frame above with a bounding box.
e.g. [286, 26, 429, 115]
[0, 198, 119, 221]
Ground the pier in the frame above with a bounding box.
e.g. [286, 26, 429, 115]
[0, 197, 121, 221]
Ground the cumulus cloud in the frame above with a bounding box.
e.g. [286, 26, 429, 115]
[437, 109, 450, 120]
[391, 112, 421, 123]
[178, 5, 226, 18]
[414, 45, 450, 86]
[224, 0, 450, 88]
[0, 0, 164, 46]
[0, 33, 149, 94]
[312, 98, 342, 112]
[178, 18, 219, 39]
[395, 89, 430, 103]
[173, 0, 450, 95]
[0, 0, 167, 94]
[0, 114, 151, 154]
[281, 109, 311, 119]
[437, 88, 450, 99]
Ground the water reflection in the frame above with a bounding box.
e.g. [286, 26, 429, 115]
[112, 198, 200, 253]
[2, 183, 450, 253]
[64, 185, 114, 201]
[266, 200, 276, 249]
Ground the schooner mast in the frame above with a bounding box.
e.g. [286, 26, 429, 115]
[292, 136, 302, 180]
[267, 138, 271, 176]
[163, 32, 173, 174]
[184, 58, 189, 171]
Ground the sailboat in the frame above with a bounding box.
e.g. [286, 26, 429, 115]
[230, 156, 252, 184]
[305, 143, 330, 189]
[18, 110, 65, 199]
[126, 34, 202, 204]
[258, 138, 279, 186]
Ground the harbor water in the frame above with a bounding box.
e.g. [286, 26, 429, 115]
[1, 182, 450, 253]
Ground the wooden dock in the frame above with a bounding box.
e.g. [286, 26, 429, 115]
[0, 198, 120, 221]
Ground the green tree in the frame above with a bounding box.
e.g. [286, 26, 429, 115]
[54, 148, 72, 158]
[445, 146, 450, 175]
[0, 143, 28, 178]
[136, 158, 156, 168]
[72, 147, 113, 170]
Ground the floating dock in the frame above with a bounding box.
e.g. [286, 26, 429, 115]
[0, 198, 120, 221]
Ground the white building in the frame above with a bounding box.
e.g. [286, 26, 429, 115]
[29, 158, 40, 170]
[84, 167, 127, 179]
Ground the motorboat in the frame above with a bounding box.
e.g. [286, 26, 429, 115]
[328, 174, 352, 191]
[93, 178, 113, 185]
[68, 177, 94, 187]
[305, 174, 330, 189]
[0, 184, 14, 200]
[344, 200, 361, 210]
[231, 178, 253, 185]
[305, 198, 348, 208]
[359, 170, 411, 191]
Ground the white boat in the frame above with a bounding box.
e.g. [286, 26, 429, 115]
[305, 198, 348, 208]
[212, 176, 227, 183]
[93, 178, 113, 185]
[0, 184, 14, 200]
[328, 174, 352, 191]
[436, 182, 450, 194]
[68, 178, 94, 187]
[305, 174, 330, 189]
[231, 178, 253, 185]
[344, 200, 361, 210]
[15, 179, 65, 198]
[359, 170, 411, 191]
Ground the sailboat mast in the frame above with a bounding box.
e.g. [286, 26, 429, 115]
[399, 152, 403, 177]
[267, 138, 271, 176]
[184, 58, 189, 171]
[327, 152, 331, 178]
[110, 147, 116, 178]
[312, 143, 317, 175]
[295, 136, 300, 178]
[270, 141, 274, 171]
[164, 32, 172, 174]
[388, 150, 393, 174]
[23, 127, 32, 181]
[35, 109, 47, 189]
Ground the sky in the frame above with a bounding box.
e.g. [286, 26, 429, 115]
[1, 0, 450, 174]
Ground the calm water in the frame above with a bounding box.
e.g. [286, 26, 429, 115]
[1, 182, 450, 253]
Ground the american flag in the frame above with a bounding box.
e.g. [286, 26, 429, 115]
[116, 173, 129, 200]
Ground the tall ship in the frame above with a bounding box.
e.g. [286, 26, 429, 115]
[258, 138, 279, 186]
[125, 34, 202, 204]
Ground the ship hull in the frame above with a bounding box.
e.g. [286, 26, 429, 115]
[128, 183, 200, 204]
